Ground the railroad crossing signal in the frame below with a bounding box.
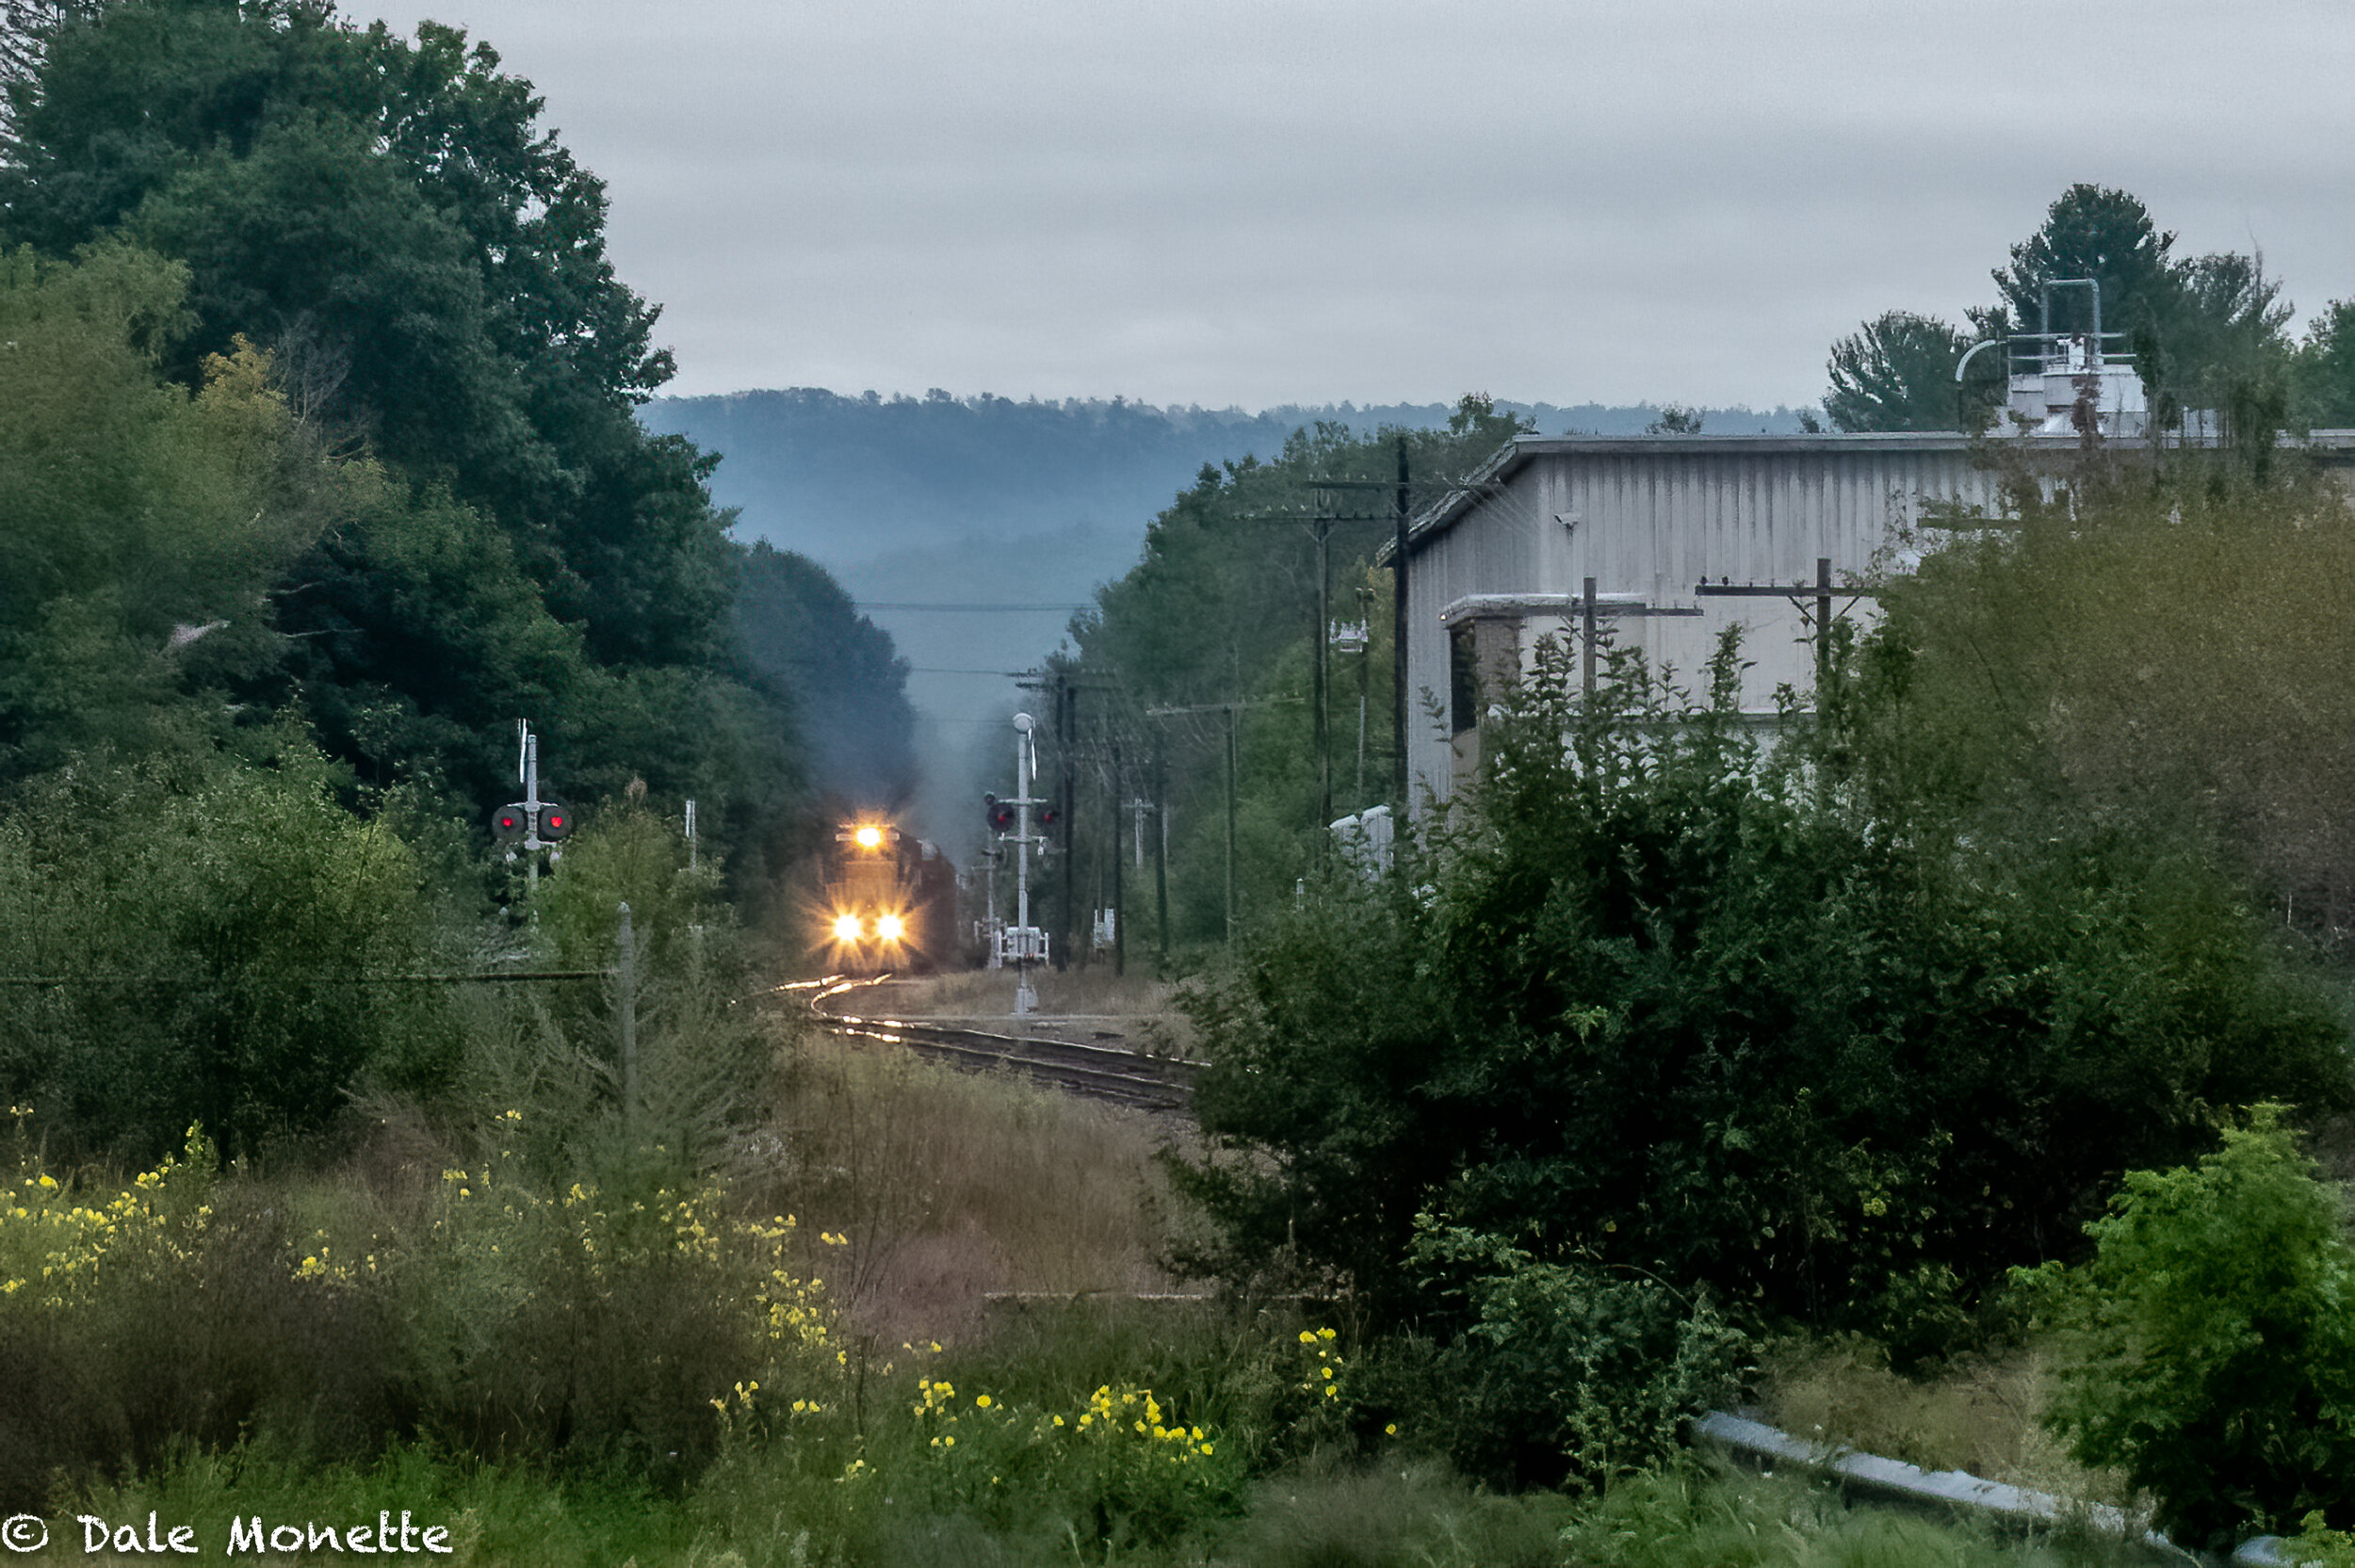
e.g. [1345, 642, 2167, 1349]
[984, 793, 1017, 832]
[491, 800, 572, 842]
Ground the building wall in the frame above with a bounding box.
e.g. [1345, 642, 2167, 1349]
[1406, 438, 2005, 808]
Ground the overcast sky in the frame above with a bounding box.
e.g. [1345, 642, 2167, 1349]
[368, 0, 2355, 412]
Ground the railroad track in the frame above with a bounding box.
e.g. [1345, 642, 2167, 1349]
[797, 976, 1198, 1114]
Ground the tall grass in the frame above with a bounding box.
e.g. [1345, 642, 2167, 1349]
[1756, 1336, 2138, 1511]
[759, 1032, 1185, 1340]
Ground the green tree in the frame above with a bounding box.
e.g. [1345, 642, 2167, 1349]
[1990, 185, 2291, 437]
[735, 542, 917, 810]
[0, 0, 797, 871]
[1824, 311, 1990, 432]
[0, 736, 447, 1157]
[0, 241, 323, 771]
[2293, 299, 2355, 428]
[1852, 459, 2355, 933]
[1991, 183, 2179, 340]
[2016, 1107, 2355, 1547]
[1071, 396, 1525, 953]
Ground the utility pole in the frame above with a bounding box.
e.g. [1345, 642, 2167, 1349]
[616, 901, 638, 1137]
[1392, 437, 1410, 807]
[1816, 555, 1833, 692]
[1583, 577, 1599, 699]
[1146, 696, 1300, 947]
[1225, 705, 1238, 945]
[1153, 740, 1170, 967]
[1693, 557, 1877, 703]
[1059, 676, 1078, 971]
[1108, 734, 1125, 977]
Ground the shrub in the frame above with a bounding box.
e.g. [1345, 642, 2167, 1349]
[897, 1373, 1245, 1553]
[1178, 633, 2352, 1353]
[392, 1126, 842, 1475]
[2014, 1107, 2355, 1548]
[0, 1129, 401, 1505]
[0, 745, 448, 1158]
[1410, 1220, 1750, 1492]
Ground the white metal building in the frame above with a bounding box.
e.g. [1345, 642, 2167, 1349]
[1400, 432, 2016, 807]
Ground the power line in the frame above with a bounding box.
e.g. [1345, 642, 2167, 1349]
[853, 602, 1090, 613]
[906, 666, 1035, 675]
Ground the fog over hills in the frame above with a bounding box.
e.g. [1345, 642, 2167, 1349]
[642, 389, 1813, 843]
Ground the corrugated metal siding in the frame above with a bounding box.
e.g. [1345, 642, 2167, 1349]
[1409, 443, 2002, 807]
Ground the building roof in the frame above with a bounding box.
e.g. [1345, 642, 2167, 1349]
[1393, 428, 2355, 559]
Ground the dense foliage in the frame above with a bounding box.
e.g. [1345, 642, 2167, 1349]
[2017, 1108, 2355, 1547]
[0, 0, 931, 1157]
[1178, 622, 2351, 1351]
[0, 0, 931, 891]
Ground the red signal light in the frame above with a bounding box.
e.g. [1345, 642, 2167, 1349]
[493, 802, 528, 841]
[984, 794, 1016, 832]
[538, 802, 572, 841]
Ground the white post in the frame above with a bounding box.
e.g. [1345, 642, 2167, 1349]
[1013, 712, 1037, 1017]
[522, 722, 542, 909]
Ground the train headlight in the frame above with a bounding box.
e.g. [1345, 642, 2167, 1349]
[854, 825, 883, 850]
[831, 913, 863, 943]
[876, 913, 905, 943]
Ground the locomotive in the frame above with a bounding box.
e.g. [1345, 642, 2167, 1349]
[815, 816, 955, 972]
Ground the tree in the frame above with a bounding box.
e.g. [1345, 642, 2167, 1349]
[1853, 459, 2355, 933]
[735, 542, 918, 810]
[1069, 396, 1528, 950]
[2019, 1108, 2355, 1547]
[0, 0, 806, 876]
[0, 240, 325, 772]
[2293, 299, 2355, 429]
[1824, 311, 1986, 431]
[1177, 631, 2352, 1351]
[1991, 183, 2179, 340]
[1989, 185, 2292, 437]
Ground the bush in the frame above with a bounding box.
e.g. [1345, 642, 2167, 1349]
[0, 745, 449, 1158]
[1178, 633, 2352, 1352]
[0, 1129, 403, 1505]
[2014, 1106, 2355, 1548]
[1410, 1221, 1749, 1492]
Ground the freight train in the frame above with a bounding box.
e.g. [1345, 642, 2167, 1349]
[814, 816, 956, 973]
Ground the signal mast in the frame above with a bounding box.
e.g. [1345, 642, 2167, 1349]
[491, 719, 573, 913]
[983, 712, 1054, 1016]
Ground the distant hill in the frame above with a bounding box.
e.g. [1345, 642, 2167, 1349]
[643, 389, 1817, 564]
[641, 389, 1816, 843]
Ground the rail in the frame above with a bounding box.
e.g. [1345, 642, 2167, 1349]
[800, 975, 1197, 1114]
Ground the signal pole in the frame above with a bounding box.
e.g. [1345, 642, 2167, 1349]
[1007, 713, 1046, 1015]
[522, 720, 542, 906]
[1059, 677, 1077, 971]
